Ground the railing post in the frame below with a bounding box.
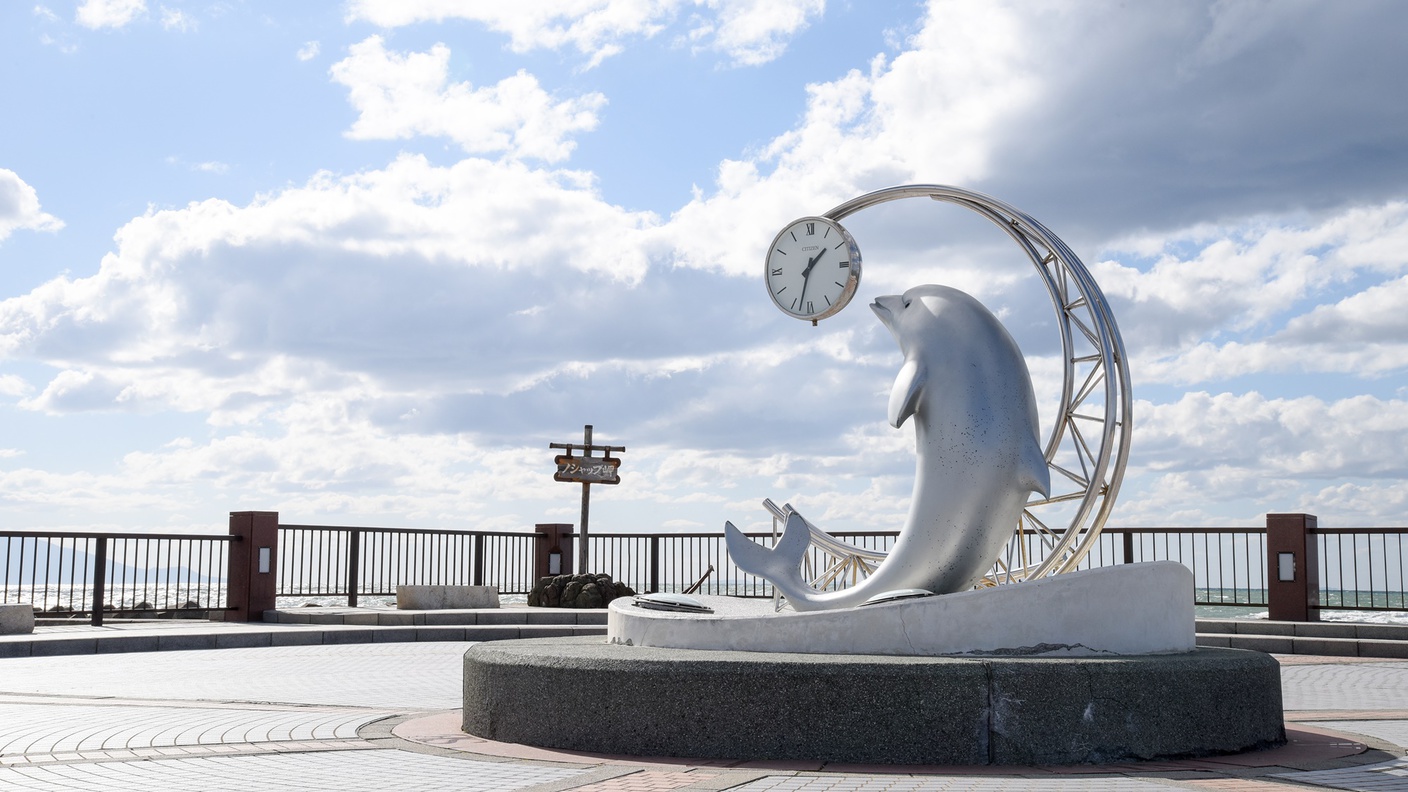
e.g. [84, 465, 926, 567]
[90, 536, 108, 627]
[650, 535, 660, 594]
[227, 511, 279, 622]
[347, 528, 361, 608]
[1122, 531, 1134, 564]
[534, 524, 573, 581]
[1267, 513, 1320, 622]
[473, 533, 486, 586]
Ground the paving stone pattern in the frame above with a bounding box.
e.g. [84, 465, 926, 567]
[0, 749, 587, 791]
[0, 638, 1406, 791]
[1281, 662, 1408, 710]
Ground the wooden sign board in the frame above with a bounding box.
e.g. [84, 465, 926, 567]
[554, 455, 621, 485]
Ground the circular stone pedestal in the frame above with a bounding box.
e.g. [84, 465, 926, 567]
[463, 637, 1284, 766]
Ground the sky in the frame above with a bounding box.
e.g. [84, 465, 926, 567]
[2, 0, 1407, 542]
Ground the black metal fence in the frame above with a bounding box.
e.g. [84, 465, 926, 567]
[0, 530, 234, 625]
[5, 520, 1408, 621]
[276, 524, 538, 605]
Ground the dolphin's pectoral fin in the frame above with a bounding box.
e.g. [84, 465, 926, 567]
[888, 358, 926, 428]
[725, 514, 811, 597]
[1019, 438, 1051, 498]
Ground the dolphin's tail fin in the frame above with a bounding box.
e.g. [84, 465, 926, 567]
[725, 513, 812, 602]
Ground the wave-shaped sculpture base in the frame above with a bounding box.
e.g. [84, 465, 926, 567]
[609, 562, 1195, 656]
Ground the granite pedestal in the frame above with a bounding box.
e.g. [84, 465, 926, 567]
[462, 637, 1284, 765]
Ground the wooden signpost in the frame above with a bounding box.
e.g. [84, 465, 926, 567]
[549, 425, 624, 574]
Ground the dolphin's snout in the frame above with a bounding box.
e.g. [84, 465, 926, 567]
[871, 294, 904, 330]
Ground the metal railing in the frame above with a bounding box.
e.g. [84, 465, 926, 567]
[276, 524, 538, 605]
[1317, 527, 1408, 610]
[7, 519, 1408, 621]
[0, 530, 234, 625]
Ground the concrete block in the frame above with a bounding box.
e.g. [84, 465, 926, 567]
[322, 628, 375, 644]
[0, 640, 31, 658]
[463, 626, 521, 642]
[1195, 619, 1237, 634]
[1355, 623, 1408, 641]
[1195, 634, 1232, 647]
[520, 626, 580, 640]
[95, 635, 160, 654]
[1229, 635, 1294, 653]
[269, 630, 324, 647]
[1357, 639, 1408, 659]
[336, 611, 381, 626]
[0, 603, 35, 635]
[1239, 620, 1294, 635]
[375, 612, 421, 626]
[396, 585, 499, 610]
[1294, 622, 1357, 639]
[371, 628, 419, 643]
[574, 611, 609, 625]
[417, 627, 467, 642]
[518, 610, 579, 625]
[215, 632, 273, 650]
[424, 612, 478, 626]
[476, 611, 529, 625]
[30, 638, 97, 656]
[158, 634, 218, 652]
[1292, 637, 1358, 657]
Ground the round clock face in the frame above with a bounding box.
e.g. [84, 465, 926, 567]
[765, 216, 862, 323]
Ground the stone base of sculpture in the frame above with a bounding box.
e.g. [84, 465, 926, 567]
[609, 562, 1193, 656]
[462, 638, 1283, 765]
[463, 563, 1284, 764]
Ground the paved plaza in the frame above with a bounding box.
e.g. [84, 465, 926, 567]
[1, 640, 1407, 791]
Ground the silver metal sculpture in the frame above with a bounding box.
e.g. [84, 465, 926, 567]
[727, 285, 1051, 610]
[733, 185, 1132, 607]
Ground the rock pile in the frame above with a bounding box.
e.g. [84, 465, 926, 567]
[528, 574, 635, 608]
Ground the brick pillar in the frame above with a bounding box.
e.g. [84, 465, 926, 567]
[534, 524, 573, 581]
[1267, 513, 1319, 622]
[228, 511, 279, 622]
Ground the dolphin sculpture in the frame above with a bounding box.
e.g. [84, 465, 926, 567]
[725, 284, 1051, 610]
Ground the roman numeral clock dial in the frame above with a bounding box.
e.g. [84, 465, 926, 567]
[764, 216, 862, 325]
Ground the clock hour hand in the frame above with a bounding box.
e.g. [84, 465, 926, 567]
[797, 248, 826, 306]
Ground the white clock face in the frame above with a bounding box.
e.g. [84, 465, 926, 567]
[765, 217, 861, 322]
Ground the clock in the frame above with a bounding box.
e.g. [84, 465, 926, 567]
[764, 216, 862, 324]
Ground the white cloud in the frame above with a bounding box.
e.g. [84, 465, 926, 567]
[296, 40, 320, 62]
[75, 0, 145, 29]
[667, 1, 1039, 276]
[0, 168, 64, 242]
[0, 374, 31, 397]
[331, 36, 606, 163]
[193, 161, 228, 174]
[1093, 202, 1408, 384]
[345, 0, 824, 68]
[159, 5, 194, 31]
[683, 0, 824, 65]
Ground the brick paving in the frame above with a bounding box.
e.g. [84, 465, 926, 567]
[0, 636, 1405, 791]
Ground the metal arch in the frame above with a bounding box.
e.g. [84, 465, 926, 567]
[811, 184, 1132, 583]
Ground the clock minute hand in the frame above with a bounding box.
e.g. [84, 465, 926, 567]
[798, 248, 826, 304]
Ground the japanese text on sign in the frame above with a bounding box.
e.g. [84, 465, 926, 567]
[554, 455, 621, 485]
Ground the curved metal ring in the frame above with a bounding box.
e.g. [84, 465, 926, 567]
[824, 185, 1132, 580]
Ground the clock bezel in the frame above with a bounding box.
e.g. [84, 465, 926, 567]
[764, 216, 863, 323]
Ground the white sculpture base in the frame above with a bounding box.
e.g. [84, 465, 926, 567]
[608, 561, 1194, 656]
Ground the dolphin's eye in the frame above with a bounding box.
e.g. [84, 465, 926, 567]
[902, 297, 912, 309]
